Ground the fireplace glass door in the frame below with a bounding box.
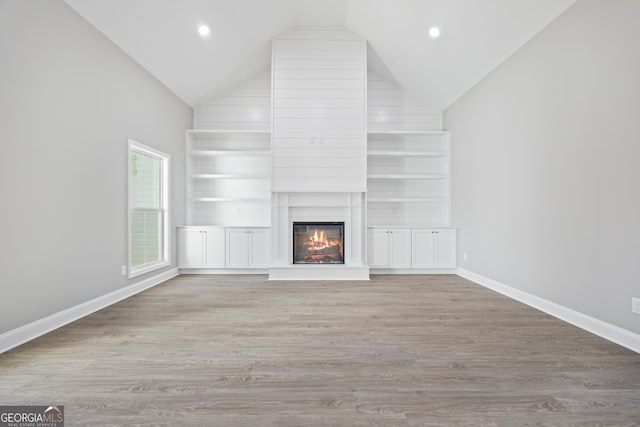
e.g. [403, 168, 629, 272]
[293, 222, 344, 264]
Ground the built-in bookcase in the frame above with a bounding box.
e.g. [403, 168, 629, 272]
[185, 130, 271, 227]
[181, 28, 455, 274]
[367, 131, 450, 227]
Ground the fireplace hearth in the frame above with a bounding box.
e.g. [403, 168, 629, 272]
[293, 222, 344, 264]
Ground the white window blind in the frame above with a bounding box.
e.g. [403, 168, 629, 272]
[128, 140, 170, 277]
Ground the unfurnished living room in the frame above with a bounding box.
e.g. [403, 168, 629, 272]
[1, 0, 639, 425]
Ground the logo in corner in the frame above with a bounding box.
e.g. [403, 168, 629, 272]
[0, 405, 64, 426]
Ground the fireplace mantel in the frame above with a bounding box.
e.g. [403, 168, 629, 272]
[268, 191, 369, 280]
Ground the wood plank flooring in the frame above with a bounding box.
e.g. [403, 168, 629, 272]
[1, 274, 639, 426]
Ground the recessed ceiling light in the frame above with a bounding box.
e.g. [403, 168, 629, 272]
[198, 25, 210, 37]
[429, 27, 440, 38]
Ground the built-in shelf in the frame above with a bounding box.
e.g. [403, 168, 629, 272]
[367, 131, 450, 227]
[186, 130, 271, 227]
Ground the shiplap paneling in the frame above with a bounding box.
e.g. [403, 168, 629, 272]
[274, 128, 363, 138]
[194, 71, 271, 131]
[273, 39, 364, 50]
[274, 49, 366, 61]
[274, 118, 364, 129]
[274, 59, 363, 70]
[275, 79, 364, 89]
[273, 156, 362, 168]
[275, 98, 363, 109]
[273, 88, 365, 99]
[276, 69, 364, 80]
[272, 28, 367, 193]
[367, 71, 441, 132]
[273, 148, 365, 157]
[276, 28, 363, 41]
[275, 108, 365, 119]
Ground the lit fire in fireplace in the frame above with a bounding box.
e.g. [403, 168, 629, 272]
[308, 229, 341, 254]
[293, 223, 344, 264]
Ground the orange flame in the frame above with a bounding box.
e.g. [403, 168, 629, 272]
[312, 229, 326, 244]
[307, 228, 342, 255]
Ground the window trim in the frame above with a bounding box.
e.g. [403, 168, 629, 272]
[128, 139, 171, 278]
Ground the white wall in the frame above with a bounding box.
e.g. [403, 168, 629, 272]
[445, 0, 640, 335]
[0, 0, 192, 335]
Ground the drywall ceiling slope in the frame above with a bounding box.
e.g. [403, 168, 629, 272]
[65, 0, 577, 110]
[293, 0, 347, 26]
[347, 0, 578, 109]
[64, 0, 293, 107]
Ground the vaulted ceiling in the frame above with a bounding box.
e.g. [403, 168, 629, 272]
[64, 0, 577, 109]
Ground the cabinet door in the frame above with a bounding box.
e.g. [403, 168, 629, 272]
[412, 229, 435, 268]
[434, 229, 456, 268]
[178, 228, 204, 268]
[388, 229, 412, 268]
[226, 228, 248, 268]
[203, 228, 226, 268]
[367, 229, 389, 268]
[248, 228, 270, 269]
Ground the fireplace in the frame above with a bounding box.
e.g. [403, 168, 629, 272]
[269, 192, 368, 280]
[293, 222, 344, 264]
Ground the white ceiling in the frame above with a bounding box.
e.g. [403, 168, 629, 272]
[65, 0, 577, 109]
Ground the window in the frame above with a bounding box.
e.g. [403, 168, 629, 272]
[128, 139, 170, 278]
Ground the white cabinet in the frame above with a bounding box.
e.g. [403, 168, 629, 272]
[412, 228, 457, 269]
[185, 130, 271, 227]
[178, 226, 270, 271]
[367, 131, 450, 227]
[178, 227, 225, 268]
[368, 227, 456, 270]
[367, 228, 412, 268]
[226, 228, 270, 269]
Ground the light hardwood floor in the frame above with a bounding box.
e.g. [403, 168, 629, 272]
[1, 274, 639, 426]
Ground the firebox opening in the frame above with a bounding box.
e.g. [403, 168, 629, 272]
[293, 222, 344, 264]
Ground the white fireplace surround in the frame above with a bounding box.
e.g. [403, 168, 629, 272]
[269, 192, 370, 280]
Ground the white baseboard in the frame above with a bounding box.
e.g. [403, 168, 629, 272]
[369, 268, 457, 275]
[457, 268, 640, 354]
[0, 268, 179, 354]
[179, 268, 269, 275]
